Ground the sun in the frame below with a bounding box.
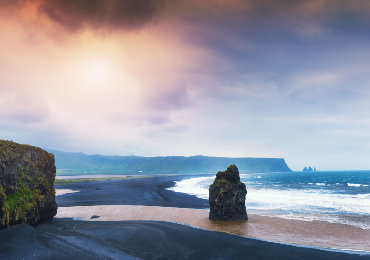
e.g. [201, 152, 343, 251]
[76, 57, 115, 89]
[86, 61, 109, 83]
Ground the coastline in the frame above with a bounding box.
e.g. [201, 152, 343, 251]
[2, 175, 368, 259]
[53, 175, 370, 253]
[55, 204, 370, 252]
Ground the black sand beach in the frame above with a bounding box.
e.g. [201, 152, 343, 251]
[1, 175, 369, 259]
[55, 175, 210, 209]
[1, 218, 368, 260]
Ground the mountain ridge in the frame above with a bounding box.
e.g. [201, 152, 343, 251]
[45, 149, 292, 174]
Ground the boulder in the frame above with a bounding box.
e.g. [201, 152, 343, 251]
[209, 164, 248, 220]
[0, 140, 58, 229]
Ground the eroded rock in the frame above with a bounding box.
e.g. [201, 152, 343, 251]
[0, 140, 58, 229]
[209, 164, 248, 220]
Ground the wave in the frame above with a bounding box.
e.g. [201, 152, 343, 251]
[167, 175, 370, 229]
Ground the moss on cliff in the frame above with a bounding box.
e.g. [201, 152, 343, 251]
[2, 171, 45, 223]
[0, 140, 57, 229]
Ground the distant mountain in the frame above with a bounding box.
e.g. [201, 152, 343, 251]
[45, 149, 292, 175]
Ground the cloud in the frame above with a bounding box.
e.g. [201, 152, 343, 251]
[3, 0, 370, 35]
[2, 0, 370, 170]
[0, 0, 162, 31]
[141, 78, 191, 111]
[0, 93, 51, 124]
[38, 0, 162, 31]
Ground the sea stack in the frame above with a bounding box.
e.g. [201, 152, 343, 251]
[0, 140, 58, 229]
[209, 164, 248, 220]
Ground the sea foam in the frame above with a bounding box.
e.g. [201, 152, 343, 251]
[168, 172, 370, 229]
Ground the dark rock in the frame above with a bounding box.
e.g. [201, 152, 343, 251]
[90, 215, 100, 219]
[209, 164, 248, 221]
[0, 140, 58, 229]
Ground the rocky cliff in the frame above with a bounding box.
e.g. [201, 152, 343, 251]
[0, 140, 57, 229]
[209, 164, 248, 221]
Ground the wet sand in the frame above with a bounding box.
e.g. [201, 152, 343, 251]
[3, 219, 367, 260]
[55, 189, 80, 196]
[56, 205, 370, 252]
[53, 175, 370, 252]
[1, 175, 369, 259]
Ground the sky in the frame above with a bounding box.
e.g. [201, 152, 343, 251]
[1, 0, 370, 171]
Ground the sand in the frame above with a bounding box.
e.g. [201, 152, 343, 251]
[56, 205, 370, 252]
[1, 176, 369, 259]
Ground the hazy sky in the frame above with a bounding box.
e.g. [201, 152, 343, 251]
[1, 0, 370, 170]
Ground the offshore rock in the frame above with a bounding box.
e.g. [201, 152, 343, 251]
[0, 140, 58, 230]
[209, 164, 247, 221]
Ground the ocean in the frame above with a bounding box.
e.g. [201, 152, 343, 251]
[168, 171, 370, 230]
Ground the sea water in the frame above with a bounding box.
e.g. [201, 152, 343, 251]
[168, 171, 370, 229]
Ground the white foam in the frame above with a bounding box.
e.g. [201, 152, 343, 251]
[167, 177, 213, 200]
[168, 176, 370, 229]
[264, 213, 370, 230]
[347, 183, 362, 187]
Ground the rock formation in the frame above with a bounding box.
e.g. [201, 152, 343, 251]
[0, 140, 57, 229]
[209, 164, 248, 220]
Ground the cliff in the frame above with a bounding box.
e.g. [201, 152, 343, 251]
[46, 149, 292, 174]
[0, 140, 57, 230]
[209, 164, 248, 220]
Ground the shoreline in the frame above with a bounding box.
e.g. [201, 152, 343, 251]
[53, 174, 370, 253]
[4, 219, 367, 260]
[1, 175, 369, 259]
[55, 204, 370, 253]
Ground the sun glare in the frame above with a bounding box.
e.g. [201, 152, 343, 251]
[76, 57, 116, 89]
[87, 61, 109, 83]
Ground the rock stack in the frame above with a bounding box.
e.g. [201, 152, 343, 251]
[209, 164, 248, 220]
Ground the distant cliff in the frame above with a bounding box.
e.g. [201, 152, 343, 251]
[0, 140, 57, 230]
[46, 149, 292, 174]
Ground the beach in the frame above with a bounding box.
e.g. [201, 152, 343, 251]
[55, 205, 370, 252]
[1, 175, 369, 259]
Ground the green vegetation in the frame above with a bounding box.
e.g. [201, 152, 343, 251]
[0, 186, 5, 200]
[45, 149, 292, 175]
[2, 171, 45, 223]
[211, 178, 230, 188]
[0, 140, 57, 229]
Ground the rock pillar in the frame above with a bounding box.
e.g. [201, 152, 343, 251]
[209, 164, 247, 220]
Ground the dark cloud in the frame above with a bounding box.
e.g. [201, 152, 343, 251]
[38, 0, 161, 31]
[0, 0, 25, 7]
[2, 0, 370, 34]
[0, 0, 162, 31]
